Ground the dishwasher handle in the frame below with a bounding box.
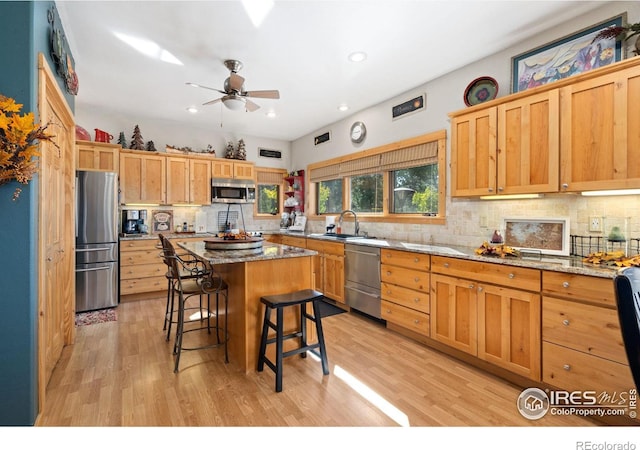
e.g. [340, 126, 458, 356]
[345, 285, 380, 299]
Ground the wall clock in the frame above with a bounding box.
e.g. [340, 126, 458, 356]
[350, 121, 366, 144]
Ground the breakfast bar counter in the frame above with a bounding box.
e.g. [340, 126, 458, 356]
[178, 240, 318, 373]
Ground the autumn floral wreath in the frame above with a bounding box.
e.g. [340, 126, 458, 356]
[0, 94, 55, 200]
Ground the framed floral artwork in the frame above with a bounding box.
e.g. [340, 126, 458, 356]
[511, 14, 625, 93]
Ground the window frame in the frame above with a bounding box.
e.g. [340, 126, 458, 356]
[308, 130, 446, 224]
[254, 167, 288, 219]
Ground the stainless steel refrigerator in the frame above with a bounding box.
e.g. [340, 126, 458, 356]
[75, 171, 119, 312]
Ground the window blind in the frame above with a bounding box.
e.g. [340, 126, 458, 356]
[379, 141, 438, 171]
[309, 163, 340, 182]
[257, 169, 287, 184]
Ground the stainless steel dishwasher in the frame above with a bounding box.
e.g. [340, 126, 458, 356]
[344, 243, 381, 319]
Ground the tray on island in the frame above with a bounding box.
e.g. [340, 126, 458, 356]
[203, 236, 264, 250]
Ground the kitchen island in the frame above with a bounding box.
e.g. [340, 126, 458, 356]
[177, 240, 318, 373]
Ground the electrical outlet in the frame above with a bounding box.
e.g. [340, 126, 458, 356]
[589, 216, 602, 232]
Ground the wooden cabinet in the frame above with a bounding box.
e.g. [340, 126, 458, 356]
[119, 150, 166, 204]
[559, 62, 640, 192]
[280, 235, 306, 247]
[306, 239, 345, 303]
[166, 156, 189, 204]
[76, 140, 120, 172]
[450, 90, 559, 197]
[212, 160, 255, 180]
[119, 238, 165, 295]
[189, 157, 212, 205]
[541, 271, 635, 393]
[430, 256, 541, 380]
[381, 249, 430, 336]
[451, 58, 640, 197]
[165, 155, 212, 205]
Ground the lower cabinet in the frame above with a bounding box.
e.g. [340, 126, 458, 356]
[381, 249, 430, 337]
[120, 238, 165, 295]
[306, 239, 345, 304]
[430, 256, 542, 381]
[541, 271, 635, 394]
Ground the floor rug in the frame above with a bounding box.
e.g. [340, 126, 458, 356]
[75, 308, 117, 327]
[317, 299, 347, 318]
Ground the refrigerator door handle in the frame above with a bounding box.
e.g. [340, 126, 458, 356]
[75, 174, 79, 239]
[76, 266, 112, 273]
[76, 247, 112, 253]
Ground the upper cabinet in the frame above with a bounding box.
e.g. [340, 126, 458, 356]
[212, 160, 255, 180]
[76, 140, 120, 172]
[450, 56, 640, 197]
[119, 150, 166, 204]
[559, 62, 640, 192]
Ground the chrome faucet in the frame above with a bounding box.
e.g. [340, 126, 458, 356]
[339, 209, 359, 236]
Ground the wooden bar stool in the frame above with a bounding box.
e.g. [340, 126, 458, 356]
[257, 289, 329, 392]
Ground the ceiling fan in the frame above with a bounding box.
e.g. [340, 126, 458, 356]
[187, 59, 280, 112]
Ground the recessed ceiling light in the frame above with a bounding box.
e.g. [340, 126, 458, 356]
[348, 51, 367, 63]
[265, 110, 276, 118]
[186, 106, 198, 114]
[338, 104, 349, 112]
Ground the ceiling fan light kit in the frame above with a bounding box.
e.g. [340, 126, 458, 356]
[187, 59, 280, 112]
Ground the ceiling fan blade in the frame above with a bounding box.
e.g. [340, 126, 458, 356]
[202, 98, 222, 106]
[186, 82, 225, 94]
[245, 99, 261, 112]
[244, 89, 280, 99]
[229, 73, 245, 92]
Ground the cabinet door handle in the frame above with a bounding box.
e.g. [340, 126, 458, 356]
[413, 298, 420, 303]
[562, 319, 570, 326]
[386, 271, 391, 276]
[508, 273, 515, 279]
[443, 262, 450, 268]
[562, 183, 569, 189]
[563, 364, 571, 371]
[386, 290, 392, 295]
[487, 188, 494, 192]
[386, 309, 392, 314]
[477, 286, 483, 292]
[498, 186, 504, 192]
[469, 284, 475, 289]
[414, 257, 419, 263]
[414, 277, 420, 282]
[562, 281, 570, 288]
[414, 319, 420, 324]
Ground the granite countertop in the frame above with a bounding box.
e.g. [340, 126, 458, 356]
[270, 230, 622, 279]
[120, 232, 216, 240]
[177, 240, 317, 265]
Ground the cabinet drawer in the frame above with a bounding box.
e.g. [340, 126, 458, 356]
[542, 341, 635, 394]
[120, 262, 166, 280]
[381, 264, 429, 293]
[381, 300, 430, 336]
[120, 275, 166, 295]
[542, 296, 627, 364]
[431, 255, 540, 291]
[542, 271, 615, 308]
[322, 240, 344, 256]
[381, 282, 429, 314]
[120, 238, 161, 252]
[281, 236, 306, 248]
[381, 249, 430, 271]
[120, 248, 162, 266]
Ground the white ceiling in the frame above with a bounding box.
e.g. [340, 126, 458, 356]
[56, 0, 606, 142]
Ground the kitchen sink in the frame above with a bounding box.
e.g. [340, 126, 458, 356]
[322, 233, 365, 240]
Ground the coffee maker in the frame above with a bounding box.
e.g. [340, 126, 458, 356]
[122, 209, 147, 234]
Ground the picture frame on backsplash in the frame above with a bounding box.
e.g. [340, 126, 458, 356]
[503, 217, 570, 256]
[510, 13, 625, 93]
[152, 210, 173, 233]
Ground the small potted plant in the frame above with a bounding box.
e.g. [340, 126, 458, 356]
[593, 22, 640, 55]
[0, 94, 54, 200]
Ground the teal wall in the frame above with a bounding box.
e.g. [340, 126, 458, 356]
[0, 0, 74, 425]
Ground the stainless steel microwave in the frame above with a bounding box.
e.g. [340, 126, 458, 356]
[211, 178, 256, 203]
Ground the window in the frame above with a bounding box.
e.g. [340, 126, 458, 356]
[255, 167, 287, 216]
[317, 179, 343, 214]
[350, 173, 383, 213]
[308, 130, 446, 222]
[391, 164, 438, 214]
[257, 184, 279, 215]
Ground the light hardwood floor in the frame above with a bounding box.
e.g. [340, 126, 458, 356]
[38, 297, 595, 427]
